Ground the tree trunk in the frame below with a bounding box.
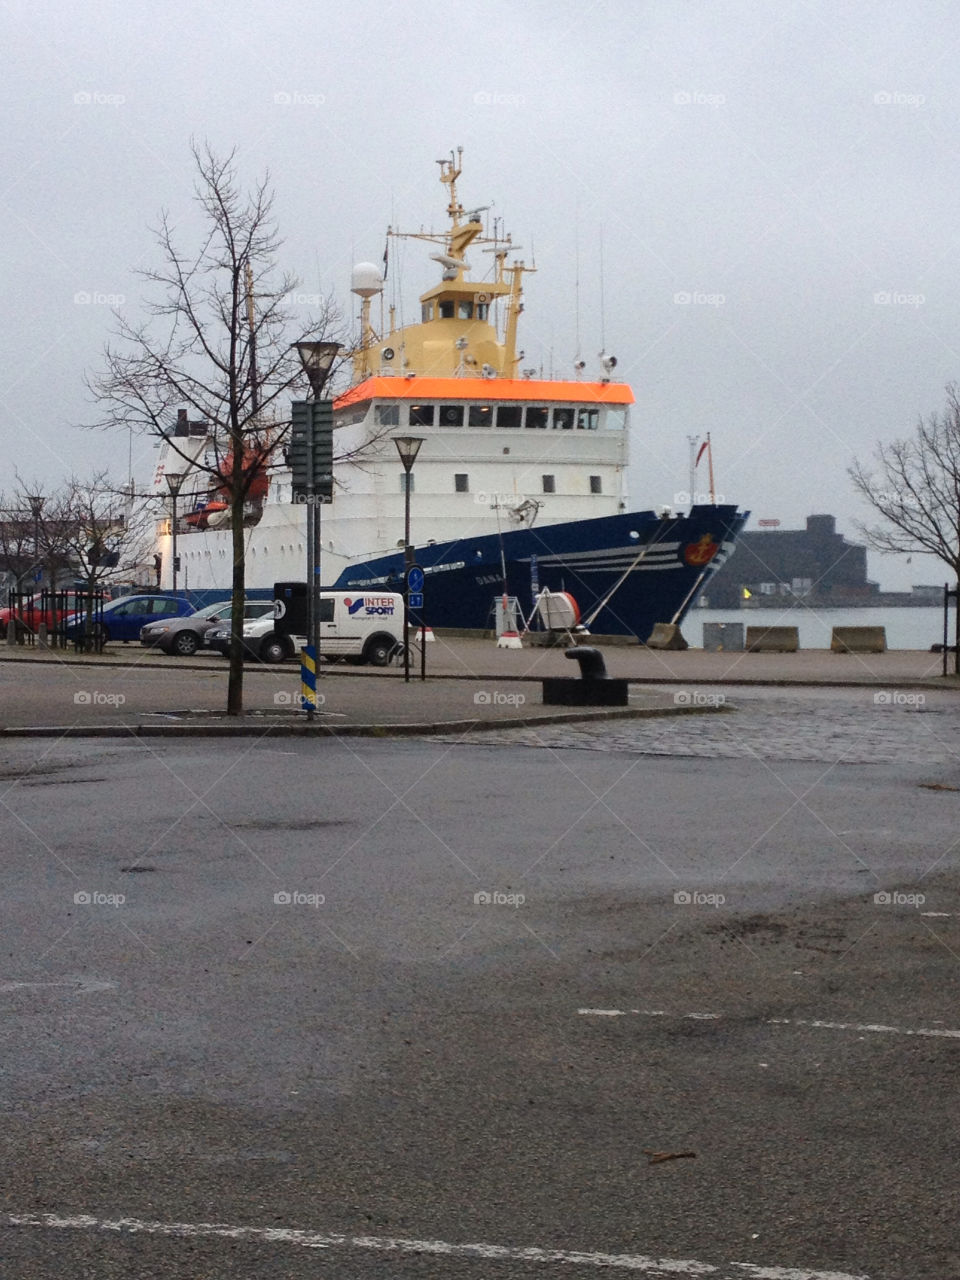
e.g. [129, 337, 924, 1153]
[227, 477, 246, 716]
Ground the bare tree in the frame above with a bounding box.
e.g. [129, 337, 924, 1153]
[851, 384, 960, 670]
[44, 474, 153, 646]
[86, 141, 342, 713]
[850, 385, 960, 579]
[0, 495, 38, 591]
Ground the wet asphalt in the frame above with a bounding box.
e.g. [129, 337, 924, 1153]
[1, 689, 960, 1278]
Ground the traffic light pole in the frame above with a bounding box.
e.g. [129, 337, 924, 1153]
[290, 399, 334, 721]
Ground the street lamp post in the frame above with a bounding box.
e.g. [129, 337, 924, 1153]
[25, 493, 44, 589]
[293, 341, 342, 720]
[393, 437, 424, 683]
[165, 472, 184, 595]
[25, 493, 46, 644]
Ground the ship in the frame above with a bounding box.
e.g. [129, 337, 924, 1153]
[151, 149, 748, 640]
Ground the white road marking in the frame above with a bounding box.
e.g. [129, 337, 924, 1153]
[0, 979, 115, 995]
[2, 1211, 871, 1279]
[577, 1008, 960, 1040]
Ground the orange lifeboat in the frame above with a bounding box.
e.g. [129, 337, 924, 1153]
[185, 501, 229, 529]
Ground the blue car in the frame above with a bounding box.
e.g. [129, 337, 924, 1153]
[63, 594, 195, 644]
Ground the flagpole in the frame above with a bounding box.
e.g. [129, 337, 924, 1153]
[687, 434, 698, 508]
[707, 432, 716, 504]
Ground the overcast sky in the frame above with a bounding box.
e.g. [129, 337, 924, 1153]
[2, 0, 959, 589]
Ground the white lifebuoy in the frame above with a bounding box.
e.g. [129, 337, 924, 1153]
[477, 292, 489, 303]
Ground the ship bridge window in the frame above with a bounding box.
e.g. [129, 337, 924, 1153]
[439, 300, 455, 319]
[525, 406, 549, 429]
[542, 474, 556, 494]
[553, 407, 574, 430]
[439, 405, 464, 427]
[468, 404, 492, 427]
[577, 407, 600, 431]
[457, 301, 473, 320]
[376, 404, 400, 426]
[590, 475, 603, 494]
[454, 473, 469, 492]
[422, 302, 434, 322]
[496, 405, 521, 428]
[477, 302, 489, 321]
[605, 407, 627, 430]
[410, 404, 435, 426]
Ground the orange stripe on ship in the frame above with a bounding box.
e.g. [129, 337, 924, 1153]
[335, 376, 634, 409]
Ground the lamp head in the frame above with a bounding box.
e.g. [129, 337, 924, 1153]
[294, 341, 342, 398]
[393, 436, 424, 471]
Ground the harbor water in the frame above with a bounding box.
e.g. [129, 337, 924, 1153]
[688, 604, 950, 651]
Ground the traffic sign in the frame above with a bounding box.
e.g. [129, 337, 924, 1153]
[290, 400, 334, 501]
[409, 591, 424, 610]
[407, 565, 424, 593]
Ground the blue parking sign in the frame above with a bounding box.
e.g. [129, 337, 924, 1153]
[409, 591, 424, 610]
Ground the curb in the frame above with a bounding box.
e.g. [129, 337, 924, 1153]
[0, 702, 722, 740]
[0, 652, 955, 692]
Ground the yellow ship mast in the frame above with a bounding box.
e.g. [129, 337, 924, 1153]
[350, 148, 534, 381]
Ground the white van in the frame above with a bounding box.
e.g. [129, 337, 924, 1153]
[210, 591, 405, 666]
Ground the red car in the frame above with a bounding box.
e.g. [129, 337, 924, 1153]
[1, 590, 112, 637]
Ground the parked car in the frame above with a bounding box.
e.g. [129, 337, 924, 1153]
[63, 594, 194, 644]
[140, 599, 276, 656]
[1, 589, 113, 638]
[206, 591, 404, 665]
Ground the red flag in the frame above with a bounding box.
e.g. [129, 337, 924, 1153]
[695, 440, 709, 467]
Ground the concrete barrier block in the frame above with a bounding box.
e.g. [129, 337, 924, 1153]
[645, 623, 688, 650]
[703, 622, 744, 652]
[745, 625, 799, 653]
[831, 626, 886, 653]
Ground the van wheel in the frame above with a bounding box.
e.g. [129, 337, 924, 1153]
[261, 636, 289, 664]
[363, 635, 396, 667]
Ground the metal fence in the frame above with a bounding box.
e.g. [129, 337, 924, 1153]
[5, 587, 106, 652]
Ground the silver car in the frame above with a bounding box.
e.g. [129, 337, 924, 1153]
[140, 599, 275, 656]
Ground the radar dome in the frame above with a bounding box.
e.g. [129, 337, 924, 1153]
[351, 262, 383, 298]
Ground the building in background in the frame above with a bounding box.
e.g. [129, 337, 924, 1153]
[702, 514, 879, 608]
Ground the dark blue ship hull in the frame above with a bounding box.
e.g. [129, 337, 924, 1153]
[333, 505, 749, 640]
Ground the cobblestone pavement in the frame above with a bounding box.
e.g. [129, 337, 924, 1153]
[446, 685, 960, 766]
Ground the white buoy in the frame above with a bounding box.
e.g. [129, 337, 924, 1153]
[497, 630, 523, 649]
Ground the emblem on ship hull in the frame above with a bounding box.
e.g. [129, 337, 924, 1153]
[682, 534, 719, 567]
